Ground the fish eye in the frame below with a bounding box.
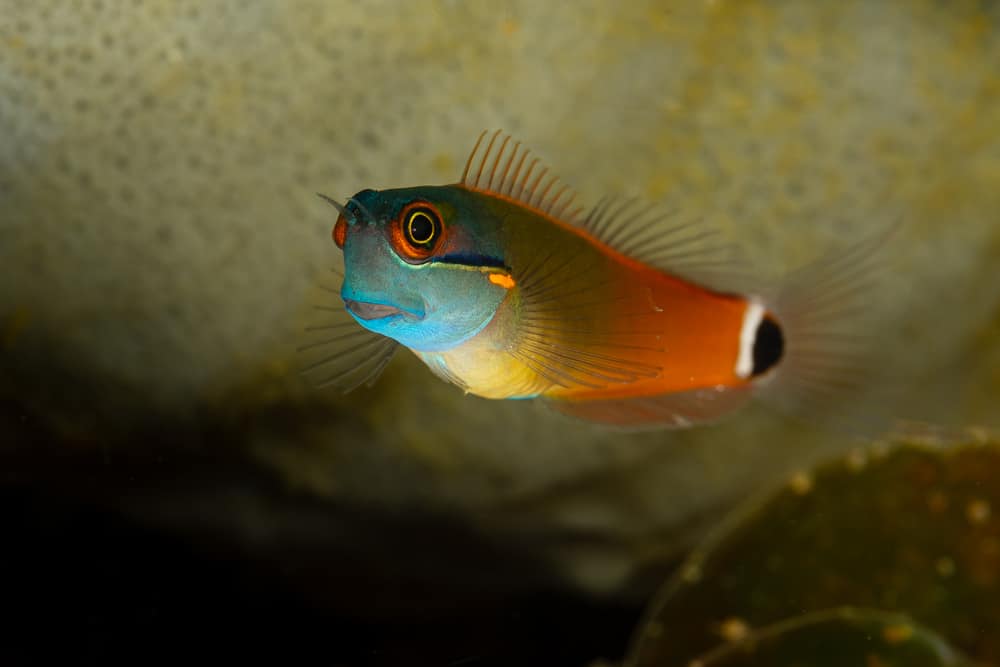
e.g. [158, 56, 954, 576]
[403, 207, 441, 249]
[390, 202, 446, 262]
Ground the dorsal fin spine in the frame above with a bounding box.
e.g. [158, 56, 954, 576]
[592, 198, 617, 239]
[474, 130, 503, 188]
[611, 202, 659, 252]
[517, 158, 540, 200]
[536, 175, 559, 211]
[602, 201, 639, 248]
[551, 188, 574, 218]
[506, 149, 529, 197]
[583, 197, 607, 232]
[456, 130, 749, 295]
[487, 134, 511, 191]
[547, 183, 568, 215]
[461, 130, 488, 185]
[596, 198, 632, 242]
[497, 141, 521, 194]
[526, 167, 550, 206]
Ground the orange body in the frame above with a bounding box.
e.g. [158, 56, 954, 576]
[416, 193, 755, 404]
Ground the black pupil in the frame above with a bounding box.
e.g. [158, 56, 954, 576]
[409, 212, 435, 245]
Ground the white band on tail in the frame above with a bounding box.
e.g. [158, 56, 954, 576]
[735, 299, 765, 379]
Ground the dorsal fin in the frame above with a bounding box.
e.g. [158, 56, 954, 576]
[577, 196, 752, 293]
[459, 129, 584, 225]
[458, 130, 751, 294]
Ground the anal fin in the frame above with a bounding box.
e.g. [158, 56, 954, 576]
[544, 385, 753, 431]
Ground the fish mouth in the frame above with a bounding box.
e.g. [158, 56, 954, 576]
[344, 299, 421, 321]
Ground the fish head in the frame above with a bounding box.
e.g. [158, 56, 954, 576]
[330, 185, 513, 352]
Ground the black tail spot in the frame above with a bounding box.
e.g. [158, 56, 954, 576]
[752, 315, 785, 377]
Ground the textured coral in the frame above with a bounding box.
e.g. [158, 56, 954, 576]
[628, 435, 1000, 665]
[677, 609, 967, 667]
[2, 1, 999, 596]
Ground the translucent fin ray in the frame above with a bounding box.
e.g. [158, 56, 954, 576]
[459, 129, 584, 225]
[296, 274, 399, 393]
[459, 130, 751, 293]
[578, 197, 753, 292]
[545, 385, 753, 431]
[505, 248, 666, 391]
[754, 219, 904, 434]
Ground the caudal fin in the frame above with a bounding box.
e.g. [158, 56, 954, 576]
[754, 219, 904, 435]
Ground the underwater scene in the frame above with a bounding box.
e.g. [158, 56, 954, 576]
[2, 1, 999, 665]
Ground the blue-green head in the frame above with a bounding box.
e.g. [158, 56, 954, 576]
[326, 185, 513, 352]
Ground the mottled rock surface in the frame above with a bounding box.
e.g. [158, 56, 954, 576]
[627, 434, 1000, 666]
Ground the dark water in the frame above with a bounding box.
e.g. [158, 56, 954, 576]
[3, 412, 640, 667]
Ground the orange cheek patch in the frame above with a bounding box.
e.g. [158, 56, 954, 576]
[333, 216, 347, 248]
[488, 273, 516, 289]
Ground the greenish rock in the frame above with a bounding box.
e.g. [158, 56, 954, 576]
[627, 436, 1000, 666]
[687, 608, 966, 667]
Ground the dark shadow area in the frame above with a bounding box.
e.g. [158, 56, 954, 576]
[1, 384, 644, 667]
[2, 488, 641, 666]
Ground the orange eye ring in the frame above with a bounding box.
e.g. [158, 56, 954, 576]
[332, 215, 347, 248]
[391, 201, 445, 262]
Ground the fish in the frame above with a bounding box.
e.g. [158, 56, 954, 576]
[300, 130, 896, 431]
